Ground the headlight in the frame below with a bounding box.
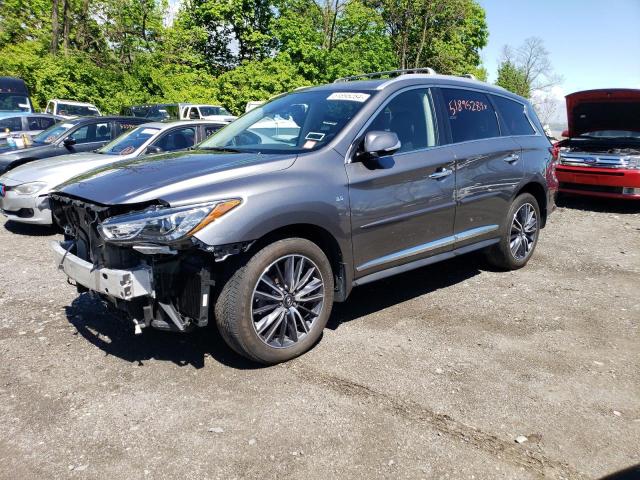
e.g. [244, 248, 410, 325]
[14, 181, 47, 195]
[98, 199, 241, 243]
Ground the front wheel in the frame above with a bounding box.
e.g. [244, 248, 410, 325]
[215, 238, 334, 364]
[485, 193, 540, 270]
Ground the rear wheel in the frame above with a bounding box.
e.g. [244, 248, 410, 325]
[215, 238, 334, 364]
[485, 193, 540, 270]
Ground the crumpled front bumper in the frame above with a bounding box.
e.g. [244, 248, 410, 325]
[50, 240, 154, 300]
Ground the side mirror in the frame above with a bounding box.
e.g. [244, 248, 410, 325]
[145, 145, 163, 154]
[363, 131, 401, 157]
[561, 129, 569, 138]
[63, 137, 76, 147]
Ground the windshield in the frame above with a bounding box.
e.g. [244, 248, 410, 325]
[32, 120, 78, 144]
[0, 93, 30, 112]
[199, 90, 374, 153]
[98, 126, 159, 155]
[57, 103, 99, 117]
[580, 130, 640, 139]
[200, 106, 231, 116]
[127, 105, 179, 120]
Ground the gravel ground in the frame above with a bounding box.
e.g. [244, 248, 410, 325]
[0, 196, 638, 480]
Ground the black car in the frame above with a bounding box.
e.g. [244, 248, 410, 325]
[0, 116, 147, 174]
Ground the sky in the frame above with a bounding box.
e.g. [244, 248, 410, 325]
[479, 0, 640, 104]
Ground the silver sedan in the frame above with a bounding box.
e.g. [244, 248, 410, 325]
[0, 120, 225, 225]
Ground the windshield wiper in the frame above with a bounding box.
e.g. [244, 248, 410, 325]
[198, 146, 244, 153]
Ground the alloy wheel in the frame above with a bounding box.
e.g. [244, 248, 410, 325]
[251, 254, 325, 348]
[510, 203, 538, 261]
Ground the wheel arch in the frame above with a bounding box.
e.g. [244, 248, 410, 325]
[515, 181, 548, 227]
[245, 223, 351, 302]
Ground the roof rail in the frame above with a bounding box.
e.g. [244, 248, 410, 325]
[461, 74, 476, 80]
[334, 67, 436, 83]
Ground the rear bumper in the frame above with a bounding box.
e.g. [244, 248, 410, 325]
[51, 240, 153, 300]
[556, 165, 640, 199]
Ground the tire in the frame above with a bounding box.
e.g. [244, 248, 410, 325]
[485, 193, 541, 270]
[215, 238, 334, 364]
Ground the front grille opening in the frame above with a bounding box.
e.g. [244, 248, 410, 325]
[560, 182, 624, 194]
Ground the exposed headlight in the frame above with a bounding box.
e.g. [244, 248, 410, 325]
[97, 199, 241, 243]
[14, 181, 47, 195]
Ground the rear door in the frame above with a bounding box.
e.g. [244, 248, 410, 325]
[438, 87, 523, 247]
[347, 87, 457, 276]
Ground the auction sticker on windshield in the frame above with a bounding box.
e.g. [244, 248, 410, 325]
[327, 92, 370, 102]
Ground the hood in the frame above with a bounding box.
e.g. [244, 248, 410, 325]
[54, 149, 297, 205]
[566, 89, 640, 137]
[1, 152, 118, 187]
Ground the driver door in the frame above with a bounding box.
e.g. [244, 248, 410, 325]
[346, 88, 457, 277]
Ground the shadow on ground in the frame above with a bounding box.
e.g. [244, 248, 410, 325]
[3, 220, 58, 236]
[65, 252, 485, 370]
[557, 194, 640, 214]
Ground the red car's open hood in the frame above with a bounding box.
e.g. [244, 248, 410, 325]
[565, 89, 640, 137]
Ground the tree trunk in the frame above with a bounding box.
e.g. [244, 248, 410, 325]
[51, 0, 60, 54]
[62, 0, 70, 53]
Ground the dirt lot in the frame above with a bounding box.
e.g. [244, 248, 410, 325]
[0, 196, 638, 480]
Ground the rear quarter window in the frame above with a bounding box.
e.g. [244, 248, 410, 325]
[491, 95, 536, 136]
[442, 88, 500, 143]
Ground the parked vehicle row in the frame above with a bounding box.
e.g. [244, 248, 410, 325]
[2, 70, 635, 365]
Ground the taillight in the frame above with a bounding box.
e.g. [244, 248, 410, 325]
[549, 143, 560, 162]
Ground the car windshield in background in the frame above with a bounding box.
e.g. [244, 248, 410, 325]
[200, 106, 231, 116]
[98, 126, 159, 155]
[58, 103, 98, 116]
[32, 121, 78, 144]
[128, 105, 180, 120]
[0, 93, 30, 112]
[200, 90, 374, 154]
[580, 130, 640, 139]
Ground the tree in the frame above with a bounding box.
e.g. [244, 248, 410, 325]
[374, 0, 488, 75]
[501, 37, 562, 92]
[495, 60, 530, 98]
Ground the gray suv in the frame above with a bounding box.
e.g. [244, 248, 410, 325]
[49, 69, 557, 364]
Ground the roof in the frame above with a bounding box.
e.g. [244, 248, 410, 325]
[0, 112, 61, 119]
[138, 119, 230, 129]
[185, 104, 224, 108]
[49, 99, 99, 107]
[68, 116, 148, 124]
[0, 77, 29, 94]
[300, 73, 522, 101]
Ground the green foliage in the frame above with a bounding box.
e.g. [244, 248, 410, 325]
[0, 0, 491, 114]
[495, 60, 531, 98]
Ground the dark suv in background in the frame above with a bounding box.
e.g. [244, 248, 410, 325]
[50, 69, 556, 364]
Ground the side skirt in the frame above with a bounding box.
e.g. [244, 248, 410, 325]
[352, 238, 499, 287]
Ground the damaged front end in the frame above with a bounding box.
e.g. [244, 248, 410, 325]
[49, 193, 245, 334]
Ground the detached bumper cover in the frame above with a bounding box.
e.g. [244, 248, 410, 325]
[51, 240, 153, 300]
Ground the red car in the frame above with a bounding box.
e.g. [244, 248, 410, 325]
[555, 89, 640, 200]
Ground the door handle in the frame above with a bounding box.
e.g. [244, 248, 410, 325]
[504, 153, 520, 163]
[428, 168, 453, 180]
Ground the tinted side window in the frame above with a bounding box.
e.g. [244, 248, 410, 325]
[153, 127, 195, 151]
[28, 116, 56, 130]
[0, 117, 23, 131]
[491, 96, 535, 136]
[364, 88, 437, 153]
[204, 125, 223, 138]
[442, 88, 499, 143]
